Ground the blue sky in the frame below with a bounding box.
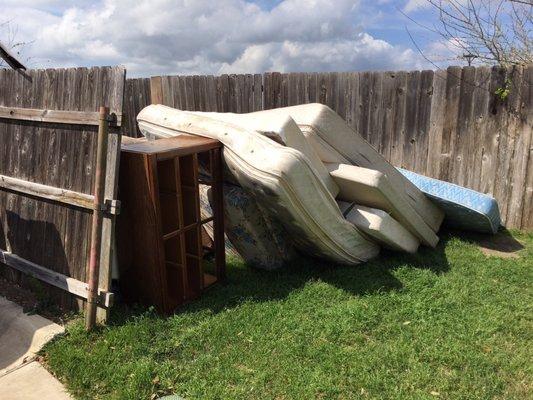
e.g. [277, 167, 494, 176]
[0, 0, 453, 77]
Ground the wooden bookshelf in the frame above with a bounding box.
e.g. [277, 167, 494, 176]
[117, 135, 225, 313]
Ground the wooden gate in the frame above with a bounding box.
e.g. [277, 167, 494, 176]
[0, 67, 125, 323]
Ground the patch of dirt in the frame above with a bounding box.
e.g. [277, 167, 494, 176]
[0, 277, 74, 325]
[476, 232, 525, 259]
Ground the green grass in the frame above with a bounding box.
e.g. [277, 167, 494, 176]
[44, 230, 532, 400]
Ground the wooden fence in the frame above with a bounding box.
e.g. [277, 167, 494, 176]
[0, 67, 125, 321]
[123, 66, 532, 230]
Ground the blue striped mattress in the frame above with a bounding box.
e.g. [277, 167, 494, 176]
[397, 168, 501, 234]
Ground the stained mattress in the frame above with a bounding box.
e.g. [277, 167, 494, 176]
[202, 183, 297, 269]
[189, 111, 339, 198]
[138, 105, 379, 265]
[398, 168, 501, 234]
[245, 104, 445, 234]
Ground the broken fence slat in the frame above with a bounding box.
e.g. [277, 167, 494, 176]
[0, 249, 114, 307]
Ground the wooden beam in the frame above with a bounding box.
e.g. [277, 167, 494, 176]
[0, 249, 114, 307]
[0, 174, 120, 214]
[0, 106, 122, 127]
[97, 77, 125, 323]
[0, 41, 26, 70]
[0, 174, 93, 208]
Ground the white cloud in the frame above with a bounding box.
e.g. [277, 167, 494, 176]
[403, 0, 473, 14]
[1, 0, 427, 76]
[220, 34, 423, 73]
[403, 0, 430, 13]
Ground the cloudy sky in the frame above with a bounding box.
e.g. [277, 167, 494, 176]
[0, 0, 449, 77]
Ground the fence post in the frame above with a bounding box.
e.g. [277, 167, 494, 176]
[85, 106, 110, 330]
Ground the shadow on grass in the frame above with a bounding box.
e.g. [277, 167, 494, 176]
[448, 227, 524, 253]
[109, 232, 454, 326]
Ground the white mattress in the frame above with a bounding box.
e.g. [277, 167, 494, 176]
[337, 201, 420, 253]
[188, 111, 339, 198]
[327, 163, 439, 247]
[137, 105, 379, 265]
[246, 104, 444, 233]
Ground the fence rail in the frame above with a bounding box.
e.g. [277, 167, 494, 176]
[124, 66, 532, 230]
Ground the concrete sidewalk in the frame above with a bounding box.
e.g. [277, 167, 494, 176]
[0, 361, 72, 400]
[0, 296, 72, 399]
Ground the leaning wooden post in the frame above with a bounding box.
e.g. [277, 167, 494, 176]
[85, 106, 110, 330]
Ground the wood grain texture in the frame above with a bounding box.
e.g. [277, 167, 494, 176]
[0, 173, 95, 210]
[121, 135, 221, 158]
[116, 152, 169, 310]
[122, 78, 151, 137]
[520, 65, 533, 229]
[0, 106, 121, 126]
[97, 67, 125, 323]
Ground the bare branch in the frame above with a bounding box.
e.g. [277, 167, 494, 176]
[404, 0, 533, 67]
[0, 20, 30, 70]
[508, 0, 532, 6]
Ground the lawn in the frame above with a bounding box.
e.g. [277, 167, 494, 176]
[43, 230, 532, 400]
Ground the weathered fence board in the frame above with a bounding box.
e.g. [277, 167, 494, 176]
[0, 67, 125, 319]
[520, 66, 533, 229]
[123, 77, 151, 138]
[123, 66, 532, 230]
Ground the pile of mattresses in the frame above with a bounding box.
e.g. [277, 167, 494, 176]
[137, 103, 499, 268]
